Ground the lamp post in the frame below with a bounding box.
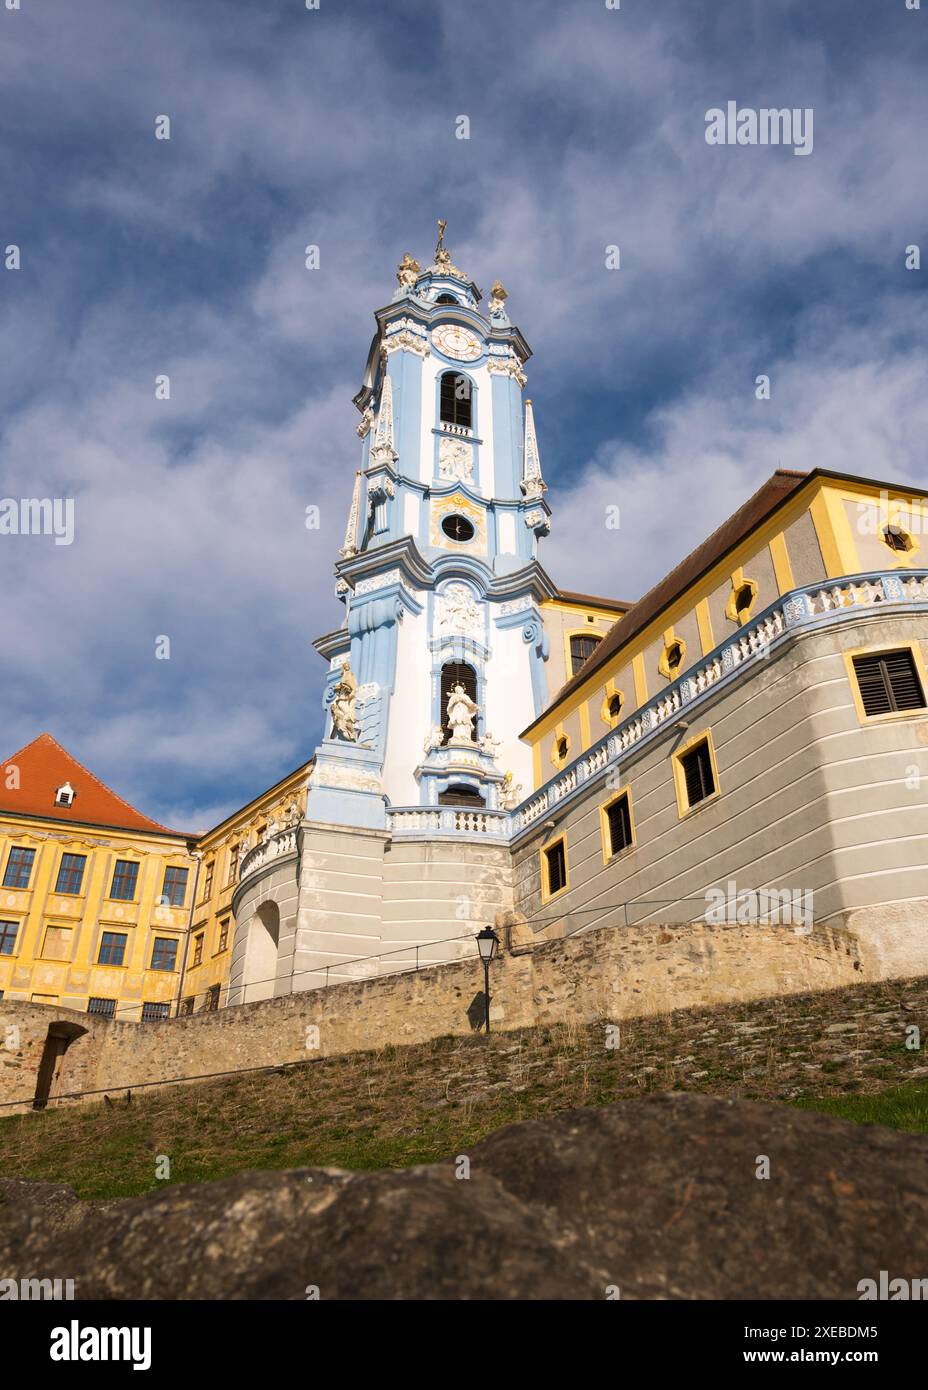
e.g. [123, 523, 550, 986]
[476, 925, 500, 1034]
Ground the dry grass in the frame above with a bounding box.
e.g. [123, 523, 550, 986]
[1, 976, 926, 1200]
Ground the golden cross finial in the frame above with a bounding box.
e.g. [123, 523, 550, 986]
[436, 218, 447, 252]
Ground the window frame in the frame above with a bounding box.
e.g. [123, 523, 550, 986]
[150, 936, 179, 972]
[568, 629, 603, 678]
[844, 642, 928, 725]
[672, 730, 721, 818]
[540, 835, 569, 903]
[55, 852, 87, 896]
[109, 858, 140, 902]
[141, 1001, 170, 1022]
[438, 370, 473, 430]
[0, 920, 20, 956]
[3, 845, 36, 890]
[161, 864, 189, 908]
[600, 685, 624, 727]
[98, 931, 128, 967]
[87, 996, 116, 1019]
[659, 633, 688, 681]
[600, 789, 636, 863]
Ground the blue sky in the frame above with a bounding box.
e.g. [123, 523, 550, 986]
[1, 0, 926, 829]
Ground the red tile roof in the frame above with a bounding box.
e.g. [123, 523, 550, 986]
[0, 733, 187, 837]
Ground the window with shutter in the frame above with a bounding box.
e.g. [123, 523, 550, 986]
[680, 740, 715, 808]
[852, 649, 925, 717]
[543, 839, 567, 897]
[569, 633, 602, 675]
[605, 794, 633, 857]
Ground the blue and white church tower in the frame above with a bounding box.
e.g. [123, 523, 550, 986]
[307, 225, 556, 831]
[228, 227, 561, 999]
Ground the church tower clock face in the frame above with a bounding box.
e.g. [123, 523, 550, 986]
[431, 323, 482, 362]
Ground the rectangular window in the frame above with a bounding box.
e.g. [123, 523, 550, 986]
[88, 996, 116, 1019]
[98, 931, 127, 967]
[110, 859, 139, 901]
[852, 649, 926, 718]
[179, 996, 195, 1017]
[150, 937, 179, 972]
[681, 739, 716, 809]
[192, 933, 204, 967]
[543, 838, 568, 897]
[3, 846, 36, 890]
[226, 847, 238, 885]
[141, 1001, 170, 1022]
[205, 984, 221, 1012]
[161, 864, 189, 907]
[202, 861, 214, 900]
[605, 793, 633, 857]
[55, 852, 87, 895]
[0, 921, 19, 956]
[41, 926, 73, 961]
[217, 918, 229, 953]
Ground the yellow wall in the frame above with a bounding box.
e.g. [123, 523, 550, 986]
[0, 817, 194, 1022]
[525, 476, 928, 784]
[178, 763, 311, 1012]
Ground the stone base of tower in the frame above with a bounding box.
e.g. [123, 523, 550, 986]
[228, 820, 514, 1003]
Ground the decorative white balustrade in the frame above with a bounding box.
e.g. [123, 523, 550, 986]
[517, 571, 928, 834]
[240, 573, 928, 850]
[238, 828, 298, 883]
[387, 807, 512, 839]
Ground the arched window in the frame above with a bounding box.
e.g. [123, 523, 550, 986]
[440, 371, 472, 429]
[438, 783, 486, 807]
[435, 294, 457, 305]
[440, 661, 477, 744]
[569, 632, 601, 676]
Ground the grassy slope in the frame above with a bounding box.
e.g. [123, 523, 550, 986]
[2, 976, 927, 1200]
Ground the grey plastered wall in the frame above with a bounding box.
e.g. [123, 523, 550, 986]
[227, 849, 300, 1003]
[783, 509, 826, 587]
[380, 837, 514, 967]
[512, 611, 928, 976]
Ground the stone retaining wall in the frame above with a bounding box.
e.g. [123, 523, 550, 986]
[0, 917, 867, 1113]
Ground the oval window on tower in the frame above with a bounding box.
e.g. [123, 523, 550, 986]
[441, 514, 475, 543]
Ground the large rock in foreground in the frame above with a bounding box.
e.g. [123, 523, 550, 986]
[2, 1094, 926, 1299]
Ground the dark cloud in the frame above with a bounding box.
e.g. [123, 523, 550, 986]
[1, 0, 925, 825]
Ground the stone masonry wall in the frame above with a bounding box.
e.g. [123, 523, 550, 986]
[0, 917, 865, 1112]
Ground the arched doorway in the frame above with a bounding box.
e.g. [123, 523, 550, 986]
[33, 1022, 87, 1110]
[242, 900, 280, 1003]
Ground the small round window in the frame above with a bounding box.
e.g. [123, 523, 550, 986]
[608, 694, 623, 719]
[666, 642, 683, 670]
[442, 514, 475, 543]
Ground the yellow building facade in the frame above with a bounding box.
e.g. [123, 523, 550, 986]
[523, 469, 928, 786]
[0, 733, 313, 1021]
[0, 735, 196, 1022]
[178, 760, 312, 1013]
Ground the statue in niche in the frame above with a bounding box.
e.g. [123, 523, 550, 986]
[330, 666, 359, 741]
[446, 683, 478, 742]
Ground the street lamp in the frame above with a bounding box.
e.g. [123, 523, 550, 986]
[476, 925, 500, 1034]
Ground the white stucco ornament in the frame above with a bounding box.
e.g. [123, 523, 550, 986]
[438, 436, 474, 482]
[437, 582, 483, 638]
[431, 323, 482, 362]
